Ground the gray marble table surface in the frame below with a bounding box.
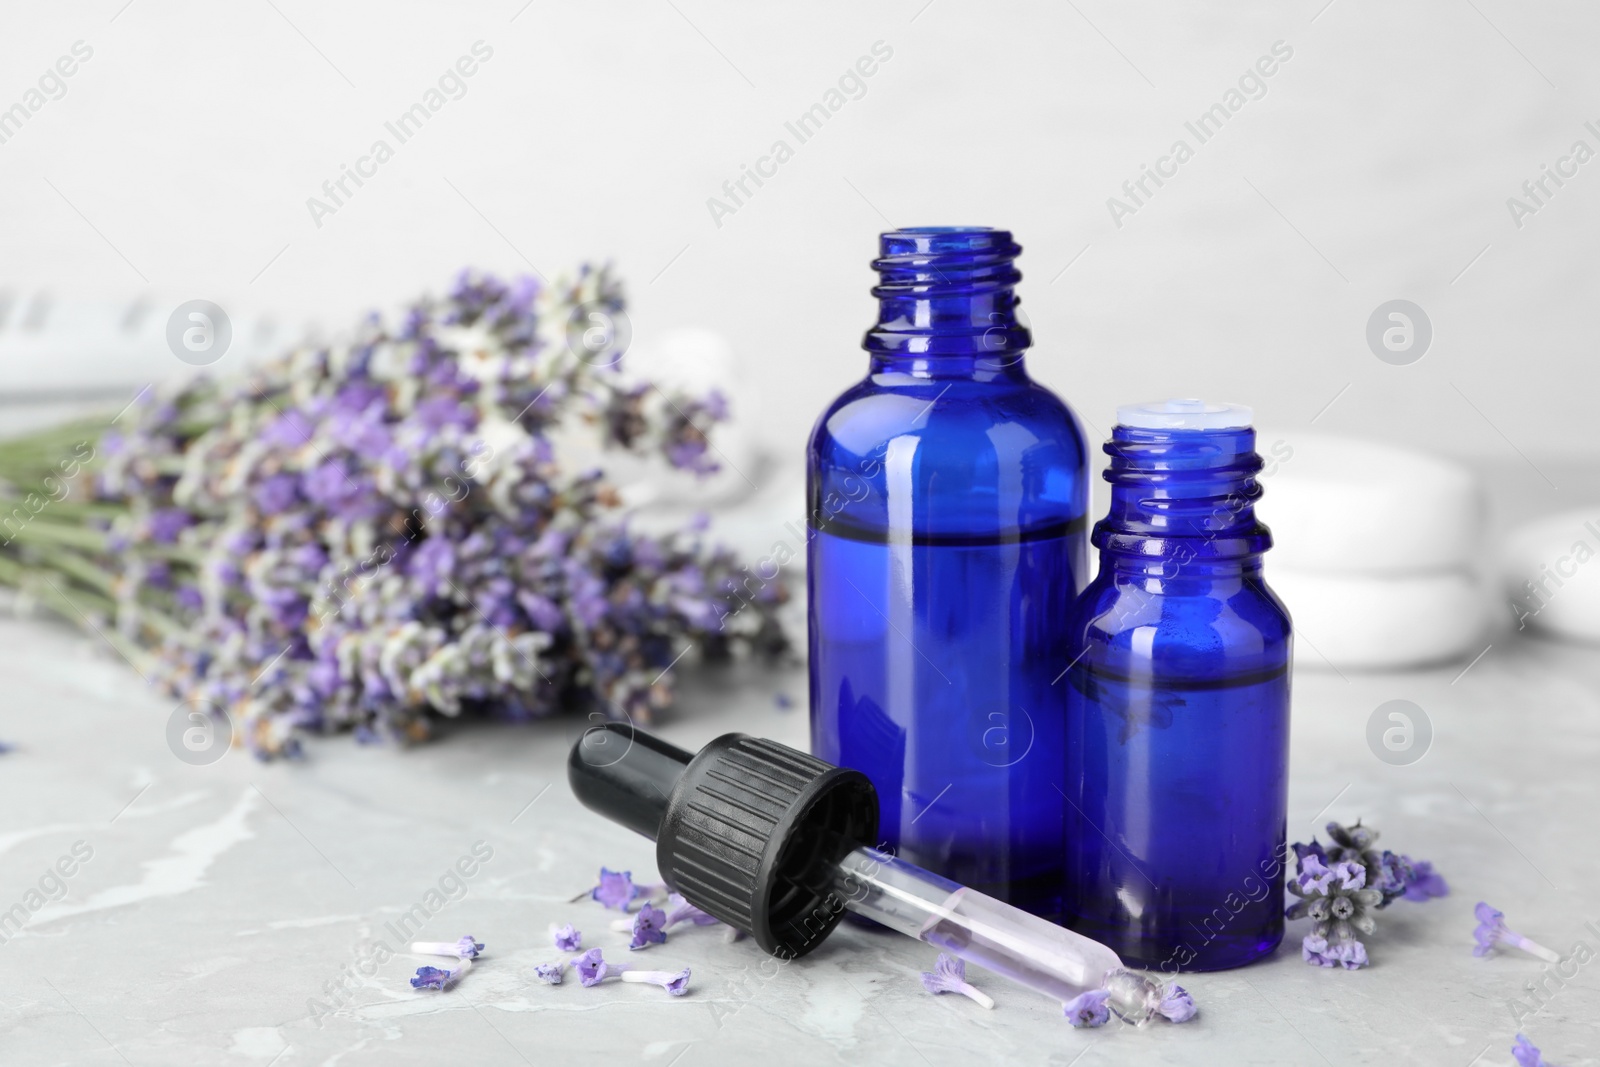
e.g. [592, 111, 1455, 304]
[1, 594, 1597, 1066]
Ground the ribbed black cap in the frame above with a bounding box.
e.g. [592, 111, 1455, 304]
[568, 724, 878, 958]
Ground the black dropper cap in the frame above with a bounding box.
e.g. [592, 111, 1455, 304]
[569, 723, 878, 958]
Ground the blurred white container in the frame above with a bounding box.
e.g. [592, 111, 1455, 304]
[1255, 430, 1485, 574]
[1499, 508, 1600, 643]
[1270, 568, 1490, 670]
[1254, 430, 1489, 669]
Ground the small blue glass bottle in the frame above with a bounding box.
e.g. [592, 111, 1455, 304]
[1063, 400, 1292, 971]
[808, 227, 1089, 920]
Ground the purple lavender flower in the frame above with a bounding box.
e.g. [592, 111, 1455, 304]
[619, 966, 692, 996]
[1292, 838, 1328, 865]
[1402, 858, 1449, 901]
[663, 893, 719, 929]
[145, 508, 192, 544]
[1330, 938, 1368, 969]
[1297, 854, 1337, 894]
[535, 962, 566, 985]
[552, 923, 581, 952]
[260, 408, 314, 448]
[406, 537, 455, 593]
[1288, 855, 1380, 969]
[591, 867, 640, 910]
[629, 903, 667, 950]
[1157, 984, 1197, 1023]
[1322, 820, 1413, 908]
[1063, 988, 1111, 1028]
[1513, 1034, 1555, 1067]
[1301, 932, 1366, 969]
[411, 957, 472, 990]
[574, 949, 689, 995]
[573, 948, 621, 987]
[407, 936, 482, 959]
[1474, 902, 1561, 963]
[919, 953, 994, 1010]
[1371, 850, 1414, 906]
[1302, 933, 1335, 967]
[253, 473, 300, 515]
[411, 966, 452, 990]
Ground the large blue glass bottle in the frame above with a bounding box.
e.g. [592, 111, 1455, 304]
[807, 227, 1089, 921]
[1063, 400, 1292, 971]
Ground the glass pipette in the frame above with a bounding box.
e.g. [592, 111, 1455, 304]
[568, 723, 1168, 1023]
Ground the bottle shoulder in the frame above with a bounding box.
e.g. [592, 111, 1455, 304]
[805, 368, 1090, 538]
[808, 371, 1087, 466]
[1070, 572, 1293, 669]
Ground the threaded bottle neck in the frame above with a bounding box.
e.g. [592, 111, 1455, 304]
[864, 227, 1030, 372]
[1094, 424, 1272, 567]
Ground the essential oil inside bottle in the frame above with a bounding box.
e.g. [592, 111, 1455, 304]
[1063, 400, 1292, 971]
[808, 227, 1089, 920]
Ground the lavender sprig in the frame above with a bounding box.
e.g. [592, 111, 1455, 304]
[1294, 821, 1446, 910]
[1286, 855, 1380, 969]
[1, 267, 793, 759]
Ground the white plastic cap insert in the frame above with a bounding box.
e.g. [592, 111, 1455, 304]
[1116, 398, 1253, 431]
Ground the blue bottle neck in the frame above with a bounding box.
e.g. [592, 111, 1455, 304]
[1094, 425, 1272, 576]
[864, 227, 1030, 379]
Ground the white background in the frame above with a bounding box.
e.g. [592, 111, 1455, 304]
[1, 0, 1595, 467]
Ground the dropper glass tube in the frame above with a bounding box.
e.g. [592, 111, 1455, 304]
[832, 845, 1164, 1023]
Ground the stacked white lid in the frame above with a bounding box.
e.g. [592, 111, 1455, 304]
[1253, 431, 1490, 670]
[1498, 510, 1600, 643]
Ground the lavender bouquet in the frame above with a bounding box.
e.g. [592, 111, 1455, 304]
[0, 268, 789, 756]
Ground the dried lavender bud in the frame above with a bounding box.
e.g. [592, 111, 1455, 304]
[1474, 903, 1560, 963]
[919, 953, 994, 1010]
[1401, 857, 1449, 901]
[628, 903, 667, 950]
[1063, 988, 1110, 1027]
[1287, 856, 1381, 969]
[411, 957, 472, 990]
[551, 923, 581, 952]
[409, 935, 483, 959]
[1513, 1033, 1557, 1067]
[1157, 984, 1197, 1023]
